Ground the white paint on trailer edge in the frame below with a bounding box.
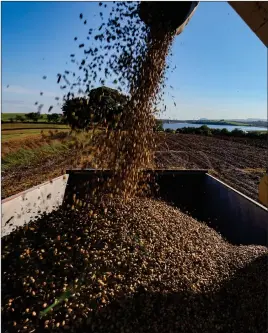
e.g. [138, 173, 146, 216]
[1, 174, 69, 237]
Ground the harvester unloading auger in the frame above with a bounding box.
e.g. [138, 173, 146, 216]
[138, 1, 268, 47]
[138, 1, 268, 207]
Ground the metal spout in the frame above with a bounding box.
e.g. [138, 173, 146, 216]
[138, 1, 199, 36]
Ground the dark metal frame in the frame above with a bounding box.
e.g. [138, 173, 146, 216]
[64, 169, 268, 246]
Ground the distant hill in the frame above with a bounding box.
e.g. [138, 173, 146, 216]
[231, 118, 267, 122]
[159, 118, 267, 128]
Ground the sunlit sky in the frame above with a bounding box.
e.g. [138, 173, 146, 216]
[2, 1, 267, 120]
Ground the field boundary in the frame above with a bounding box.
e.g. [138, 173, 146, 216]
[1, 121, 59, 124]
[2, 127, 69, 131]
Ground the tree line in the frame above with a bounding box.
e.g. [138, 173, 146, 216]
[3, 86, 131, 128]
[8, 86, 263, 141]
[163, 125, 267, 140]
[3, 113, 63, 123]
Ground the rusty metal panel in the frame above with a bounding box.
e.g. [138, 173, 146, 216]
[229, 1, 268, 46]
[1, 174, 69, 237]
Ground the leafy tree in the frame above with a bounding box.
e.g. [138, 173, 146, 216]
[199, 125, 209, 131]
[62, 97, 93, 130]
[62, 86, 128, 131]
[220, 128, 229, 136]
[60, 116, 68, 124]
[176, 127, 196, 134]
[154, 119, 164, 132]
[247, 131, 260, 139]
[199, 125, 212, 136]
[25, 113, 31, 121]
[231, 128, 245, 137]
[211, 128, 221, 136]
[25, 112, 42, 122]
[47, 113, 61, 123]
[88, 86, 128, 129]
[15, 115, 25, 122]
[165, 128, 175, 133]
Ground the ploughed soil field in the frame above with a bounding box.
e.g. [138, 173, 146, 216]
[1, 145, 93, 200]
[155, 134, 267, 203]
[2, 134, 267, 333]
[2, 150, 78, 199]
[2, 133, 267, 203]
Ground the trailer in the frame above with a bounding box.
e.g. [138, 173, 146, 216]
[2, 169, 267, 246]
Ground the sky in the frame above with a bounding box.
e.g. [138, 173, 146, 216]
[2, 1, 267, 120]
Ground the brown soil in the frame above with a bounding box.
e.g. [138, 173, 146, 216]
[2, 134, 266, 202]
[1, 142, 94, 200]
[2, 151, 75, 199]
[155, 133, 267, 202]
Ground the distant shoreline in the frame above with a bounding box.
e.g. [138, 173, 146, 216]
[161, 119, 267, 128]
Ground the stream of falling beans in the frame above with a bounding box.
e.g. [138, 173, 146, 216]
[37, 1, 176, 201]
[2, 4, 268, 332]
[94, 32, 175, 199]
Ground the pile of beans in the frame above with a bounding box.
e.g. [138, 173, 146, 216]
[2, 196, 267, 332]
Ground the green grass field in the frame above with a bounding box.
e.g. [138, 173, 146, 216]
[2, 142, 71, 171]
[2, 113, 50, 122]
[197, 120, 251, 127]
[2, 122, 69, 130]
[223, 121, 250, 126]
[2, 128, 70, 142]
[2, 130, 93, 171]
[2, 122, 70, 142]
